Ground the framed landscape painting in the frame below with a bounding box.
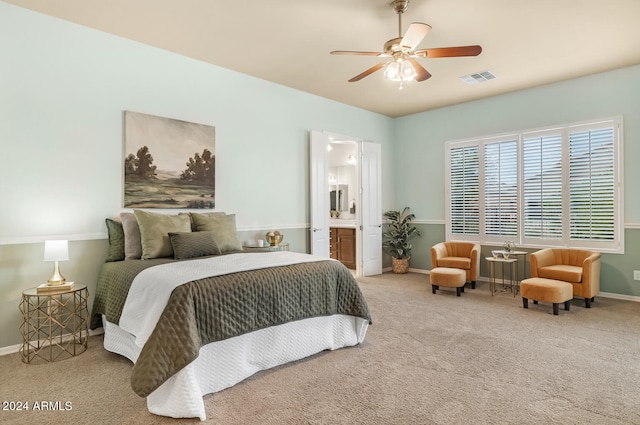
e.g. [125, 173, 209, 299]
[123, 111, 215, 209]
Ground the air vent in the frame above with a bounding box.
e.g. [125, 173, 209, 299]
[459, 71, 496, 85]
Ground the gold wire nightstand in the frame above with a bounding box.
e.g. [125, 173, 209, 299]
[19, 284, 89, 364]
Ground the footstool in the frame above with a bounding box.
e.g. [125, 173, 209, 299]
[520, 277, 573, 315]
[430, 267, 467, 296]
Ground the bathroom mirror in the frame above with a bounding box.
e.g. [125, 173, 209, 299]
[330, 184, 348, 212]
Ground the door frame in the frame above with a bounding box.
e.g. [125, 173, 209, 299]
[310, 130, 382, 276]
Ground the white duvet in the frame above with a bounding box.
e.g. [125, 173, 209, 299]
[119, 251, 331, 348]
[105, 252, 369, 420]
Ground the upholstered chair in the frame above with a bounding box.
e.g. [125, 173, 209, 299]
[431, 242, 481, 289]
[530, 248, 601, 308]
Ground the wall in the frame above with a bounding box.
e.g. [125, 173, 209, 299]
[393, 65, 640, 298]
[0, 3, 395, 348]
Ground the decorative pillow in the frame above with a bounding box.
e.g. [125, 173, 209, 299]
[134, 210, 192, 259]
[190, 213, 243, 253]
[187, 211, 224, 231]
[105, 218, 125, 262]
[169, 231, 221, 260]
[120, 212, 142, 260]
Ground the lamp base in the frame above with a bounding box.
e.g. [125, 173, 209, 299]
[47, 261, 66, 286]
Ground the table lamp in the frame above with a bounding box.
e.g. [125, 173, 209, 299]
[44, 240, 69, 285]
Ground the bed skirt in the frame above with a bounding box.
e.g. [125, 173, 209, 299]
[103, 314, 369, 420]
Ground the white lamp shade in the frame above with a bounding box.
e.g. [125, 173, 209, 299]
[44, 240, 69, 262]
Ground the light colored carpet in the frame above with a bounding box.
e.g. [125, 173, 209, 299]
[2, 272, 639, 425]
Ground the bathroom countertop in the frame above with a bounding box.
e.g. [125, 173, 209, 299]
[329, 219, 357, 228]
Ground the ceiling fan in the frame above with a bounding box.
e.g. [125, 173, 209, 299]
[330, 0, 482, 88]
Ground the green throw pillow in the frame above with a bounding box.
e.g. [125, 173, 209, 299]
[169, 231, 221, 260]
[134, 210, 192, 259]
[190, 213, 243, 253]
[105, 218, 125, 262]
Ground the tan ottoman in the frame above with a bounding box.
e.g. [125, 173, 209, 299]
[430, 267, 467, 296]
[521, 277, 573, 315]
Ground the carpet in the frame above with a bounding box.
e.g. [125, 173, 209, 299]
[1, 272, 639, 424]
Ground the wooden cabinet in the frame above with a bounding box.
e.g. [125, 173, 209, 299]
[330, 227, 356, 269]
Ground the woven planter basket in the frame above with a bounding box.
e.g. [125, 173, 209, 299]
[391, 257, 409, 274]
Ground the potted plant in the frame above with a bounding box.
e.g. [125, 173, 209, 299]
[382, 207, 421, 274]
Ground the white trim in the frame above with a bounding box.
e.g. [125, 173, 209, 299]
[0, 224, 313, 246]
[399, 268, 640, 303]
[598, 291, 640, 303]
[2, 221, 637, 246]
[412, 219, 445, 225]
[0, 328, 104, 357]
[0, 233, 108, 246]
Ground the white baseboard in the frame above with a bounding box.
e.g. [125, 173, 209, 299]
[0, 328, 104, 357]
[383, 268, 640, 303]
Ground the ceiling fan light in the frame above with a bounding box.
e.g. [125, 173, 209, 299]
[400, 60, 416, 81]
[383, 61, 400, 80]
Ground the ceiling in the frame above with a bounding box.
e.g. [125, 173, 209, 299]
[6, 0, 640, 117]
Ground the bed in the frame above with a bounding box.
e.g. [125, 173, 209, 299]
[92, 211, 371, 420]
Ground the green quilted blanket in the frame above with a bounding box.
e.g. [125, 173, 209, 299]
[91, 255, 371, 397]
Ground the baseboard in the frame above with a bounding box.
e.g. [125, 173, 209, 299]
[598, 291, 640, 303]
[0, 328, 104, 357]
[384, 268, 640, 303]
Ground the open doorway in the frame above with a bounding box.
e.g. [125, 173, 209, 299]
[310, 130, 382, 276]
[328, 140, 358, 270]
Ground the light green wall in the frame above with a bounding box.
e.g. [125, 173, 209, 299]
[0, 3, 393, 348]
[2, 2, 640, 349]
[392, 65, 640, 297]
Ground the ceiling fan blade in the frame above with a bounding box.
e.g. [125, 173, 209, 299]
[408, 59, 432, 82]
[414, 45, 482, 58]
[400, 23, 432, 50]
[348, 62, 387, 82]
[331, 50, 385, 57]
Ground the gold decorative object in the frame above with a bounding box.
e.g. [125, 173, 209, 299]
[265, 231, 283, 246]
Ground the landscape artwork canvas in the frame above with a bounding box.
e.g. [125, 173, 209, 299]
[124, 111, 215, 209]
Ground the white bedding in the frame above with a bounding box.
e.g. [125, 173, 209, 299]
[104, 314, 369, 420]
[103, 252, 369, 420]
[120, 252, 331, 348]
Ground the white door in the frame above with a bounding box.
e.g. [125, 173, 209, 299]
[360, 141, 382, 276]
[309, 130, 330, 257]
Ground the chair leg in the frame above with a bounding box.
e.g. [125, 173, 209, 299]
[564, 301, 570, 311]
[456, 287, 461, 297]
[522, 298, 528, 309]
[533, 300, 538, 304]
[553, 303, 559, 315]
[585, 297, 591, 308]
[471, 280, 476, 289]
[432, 285, 438, 294]
[461, 286, 465, 293]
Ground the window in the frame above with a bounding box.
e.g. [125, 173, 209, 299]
[449, 146, 479, 235]
[445, 118, 623, 253]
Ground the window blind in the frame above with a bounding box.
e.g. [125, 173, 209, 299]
[484, 140, 518, 238]
[445, 117, 621, 252]
[449, 146, 480, 235]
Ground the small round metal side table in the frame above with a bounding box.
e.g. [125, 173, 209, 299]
[486, 257, 519, 296]
[19, 284, 89, 364]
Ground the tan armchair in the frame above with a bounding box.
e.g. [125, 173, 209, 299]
[530, 248, 601, 308]
[431, 242, 481, 289]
